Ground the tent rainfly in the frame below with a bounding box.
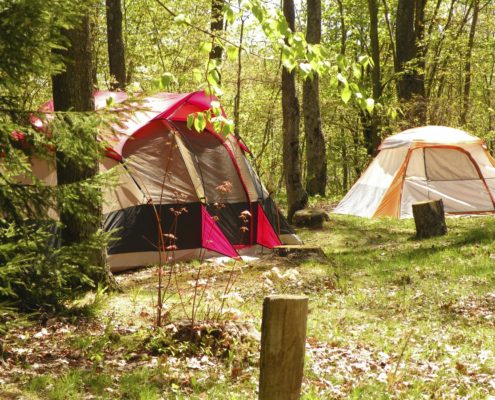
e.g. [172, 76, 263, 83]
[33, 91, 301, 271]
[334, 126, 495, 219]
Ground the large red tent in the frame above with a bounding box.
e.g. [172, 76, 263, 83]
[33, 90, 300, 271]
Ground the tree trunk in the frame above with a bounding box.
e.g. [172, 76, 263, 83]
[106, 0, 126, 90]
[461, 0, 479, 125]
[52, 16, 107, 274]
[282, 0, 308, 222]
[303, 0, 326, 196]
[209, 0, 224, 84]
[233, 18, 245, 138]
[395, 0, 427, 126]
[368, 0, 382, 103]
[362, 0, 382, 156]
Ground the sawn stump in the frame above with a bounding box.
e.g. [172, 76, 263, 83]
[412, 199, 448, 239]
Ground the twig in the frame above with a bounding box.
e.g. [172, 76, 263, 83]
[392, 330, 413, 380]
[153, 0, 268, 60]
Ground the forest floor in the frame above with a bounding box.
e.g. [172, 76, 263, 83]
[3, 214, 495, 399]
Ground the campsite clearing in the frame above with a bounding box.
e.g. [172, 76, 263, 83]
[3, 215, 495, 398]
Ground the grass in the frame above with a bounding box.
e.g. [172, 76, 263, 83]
[4, 214, 495, 398]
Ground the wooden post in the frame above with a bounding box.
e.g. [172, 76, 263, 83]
[259, 295, 308, 400]
[412, 199, 448, 239]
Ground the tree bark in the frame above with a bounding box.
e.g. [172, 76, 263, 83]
[52, 16, 106, 274]
[233, 18, 245, 138]
[303, 0, 326, 196]
[106, 0, 126, 90]
[363, 0, 382, 156]
[282, 0, 308, 222]
[412, 199, 447, 239]
[395, 0, 428, 126]
[209, 0, 224, 84]
[52, 18, 94, 113]
[461, 0, 479, 125]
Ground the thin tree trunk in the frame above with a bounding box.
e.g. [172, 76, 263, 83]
[209, 0, 224, 84]
[336, 0, 347, 54]
[342, 138, 348, 191]
[461, 0, 479, 125]
[364, 0, 382, 155]
[282, 0, 308, 222]
[303, 0, 326, 196]
[430, 2, 473, 102]
[233, 17, 245, 138]
[381, 0, 397, 71]
[426, 0, 456, 98]
[106, 0, 126, 90]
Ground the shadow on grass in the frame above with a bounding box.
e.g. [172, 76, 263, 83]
[320, 216, 495, 275]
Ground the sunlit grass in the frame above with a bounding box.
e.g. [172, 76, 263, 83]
[13, 214, 495, 398]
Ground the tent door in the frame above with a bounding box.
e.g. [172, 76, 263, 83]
[400, 147, 495, 217]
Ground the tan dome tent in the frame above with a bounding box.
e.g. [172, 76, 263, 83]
[334, 126, 495, 218]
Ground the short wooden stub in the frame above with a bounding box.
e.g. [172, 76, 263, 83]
[259, 295, 308, 400]
[412, 199, 447, 239]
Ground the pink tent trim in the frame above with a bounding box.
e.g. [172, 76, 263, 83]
[201, 205, 240, 258]
[256, 204, 282, 248]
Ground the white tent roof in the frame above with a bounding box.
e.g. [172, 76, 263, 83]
[379, 126, 481, 150]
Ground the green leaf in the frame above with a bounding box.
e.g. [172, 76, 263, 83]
[352, 64, 362, 80]
[252, 4, 263, 21]
[388, 107, 398, 120]
[207, 68, 221, 86]
[276, 18, 290, 37]
[199, 42, 213, 54]
[192, 69, 203, 83]
[366, 98, 375, 114]
[337, 54, 346, 71]
[225, 6, 235, 25]
[212, 85, 223, 96]
[341, 85, 352, 103]
[186, 114, 195, 130]
[337, 73, 347, 85]
[227, 46, 239, 62]
[350, 83, 360, 92]
[174, 14, 190, 25]
[358, 55, 373, 68]
[193, 113, 206, 132]
[299, 63, 312, 79]
[222, 120, 234, 136]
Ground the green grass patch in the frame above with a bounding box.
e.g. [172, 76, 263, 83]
[10, 215, 495, 398]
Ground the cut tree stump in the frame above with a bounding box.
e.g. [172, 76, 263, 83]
[259, 295, 308, 400]
[292, 208, 329, 229]
[412, 199, 447, 239]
